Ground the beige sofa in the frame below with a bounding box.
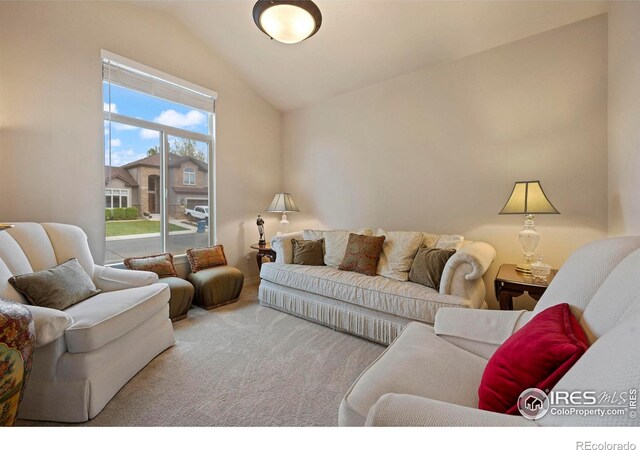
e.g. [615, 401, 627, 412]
[259, 229, 496, 344]
[0, 223, 175, 422]
[340, 235, 640, 426]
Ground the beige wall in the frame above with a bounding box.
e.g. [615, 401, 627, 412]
[0, 1, 282, 279]
[283, 15, 608, 309]
[608, 2, 640, 236]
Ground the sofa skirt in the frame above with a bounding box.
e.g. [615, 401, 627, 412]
[259, 281, 413, 345]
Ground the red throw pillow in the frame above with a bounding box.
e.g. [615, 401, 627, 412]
[478, 303, 589, 415]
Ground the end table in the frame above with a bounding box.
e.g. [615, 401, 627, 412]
[250, 243, 276, 271]
[494, 263, 557, 310]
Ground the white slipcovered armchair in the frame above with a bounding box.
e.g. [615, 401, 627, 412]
[0, 223, 175, 422]
[340, 235, 640, 426]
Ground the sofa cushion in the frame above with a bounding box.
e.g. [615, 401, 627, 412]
[376, 230, 423, 282]
[580, 248, 640, 344]
[63, 283, 169, 353]
[338, 322, 487, 426]
[435, 235, 464, 251]
[5, 223, 58, 272]
[42, 223, 96, 279]
[260, 264, 469, 324]
[339, 234, 386, 276]
[0, 231, 33, 277]
[9, 258, 101, 310]
[478, 303, 589, 415]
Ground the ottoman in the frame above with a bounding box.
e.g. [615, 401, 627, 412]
[188, 266, 244, 310]
[159, 277, 194, 322]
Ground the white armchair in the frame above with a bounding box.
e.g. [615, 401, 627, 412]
[340, 235, 640, 426]
[0, 223, 175, 422]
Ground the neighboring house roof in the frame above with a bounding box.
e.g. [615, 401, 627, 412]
[173, 186, 208, 195]
[105, 166, 139, 187]
[123, 152, 208, 172]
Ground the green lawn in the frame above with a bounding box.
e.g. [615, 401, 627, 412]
[106, 220, 189, 237]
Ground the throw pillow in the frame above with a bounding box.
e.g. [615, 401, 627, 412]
[478, 303, 590, 415]
[338, 233, 386, 276]
[421, 232, 439, 248]
[123, 253, 178, 278]
[303, 229, 326, 241]
[435, 234, 464, 251]
[323, 229, 373, 267]
[186, 245, 227, 273]
[376, 230, 424, 282]
[408, 247, 456, 290]
[292, 238, 325, 266]
[9, 258, 101, 310]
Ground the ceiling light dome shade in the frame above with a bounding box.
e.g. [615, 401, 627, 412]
[253, 0, 322, 44]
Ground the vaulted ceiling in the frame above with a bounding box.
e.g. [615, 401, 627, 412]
[131, 1, 608, 112]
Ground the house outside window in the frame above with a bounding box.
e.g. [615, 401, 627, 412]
[102, 50, 217, 264]
[183, 167, 196, 185]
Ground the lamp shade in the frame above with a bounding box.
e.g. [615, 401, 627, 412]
[266, 193, 300, 213]
[253, 0, 322, 44]
[499, 181, 559, 215]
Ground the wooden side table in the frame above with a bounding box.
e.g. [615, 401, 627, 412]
[494, 263, 557, 310]
[250, 243, 276, 271]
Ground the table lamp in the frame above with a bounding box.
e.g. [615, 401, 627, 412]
[266, 193, 300, 234]
[499, 180, 559, 273]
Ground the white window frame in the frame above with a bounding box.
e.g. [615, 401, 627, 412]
[105, 188, 131, 209]
[183, 167, 196, 186]
[102, 50, 218, 255]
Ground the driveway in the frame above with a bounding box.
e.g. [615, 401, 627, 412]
[106, 230, 209, 263]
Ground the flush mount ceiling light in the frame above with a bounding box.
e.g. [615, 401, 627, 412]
[253, 0, 322, 44]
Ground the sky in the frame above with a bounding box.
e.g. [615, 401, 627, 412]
[103, 83, 209, 167]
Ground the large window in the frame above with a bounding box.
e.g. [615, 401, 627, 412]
[102, 51, 217, 264]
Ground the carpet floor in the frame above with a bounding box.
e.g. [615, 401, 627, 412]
[19, 284, 384, 427]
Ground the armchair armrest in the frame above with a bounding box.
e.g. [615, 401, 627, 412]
[92, 265, 158, 292]
[24, 305, 74, 348]
[365, 393, 535, 427]
[434, 308, 533, 359]
[270, 231, 304, 264]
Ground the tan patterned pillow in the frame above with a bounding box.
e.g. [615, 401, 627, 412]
[124, 253, 178, 278]
[338, 234, 386, 276]
[186, 245, 227, 273]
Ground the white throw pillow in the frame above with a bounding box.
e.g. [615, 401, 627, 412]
[323, 228, 373, 267]
[421, 233, 439, 248]
[435, 234, 464, 251]
[376, 229, 424, 281]
[303, 229, 326, 241]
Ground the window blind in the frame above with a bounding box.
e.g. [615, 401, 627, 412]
[101, 51, 216, 113]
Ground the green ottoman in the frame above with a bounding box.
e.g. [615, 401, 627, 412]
[188, 266, 244, 310]
[159, 277, 194, 322]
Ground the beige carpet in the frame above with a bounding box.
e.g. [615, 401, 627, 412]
[20, 284, 384, 426]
